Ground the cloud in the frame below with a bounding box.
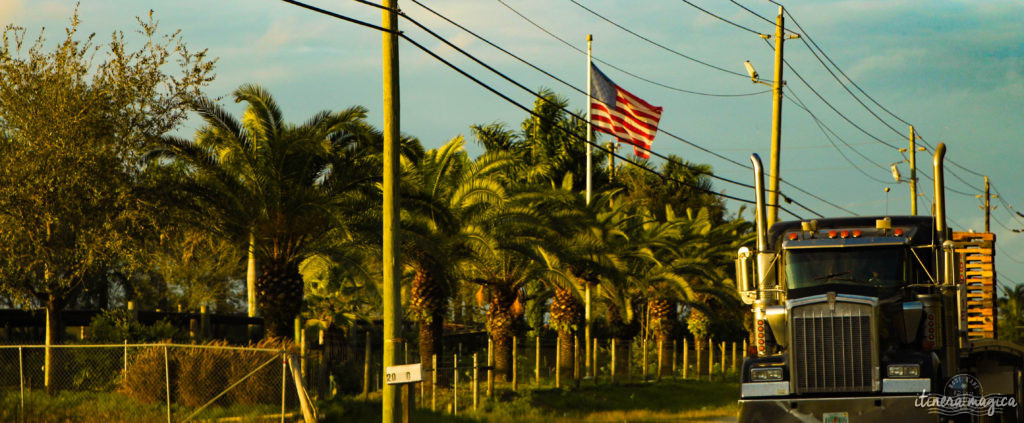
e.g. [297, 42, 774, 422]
[0, 0, 23, 25]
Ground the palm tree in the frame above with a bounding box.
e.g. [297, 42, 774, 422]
[399, 136, 511, 388]
[998, 284, 1024, 345]
[147, 84, 380, 338]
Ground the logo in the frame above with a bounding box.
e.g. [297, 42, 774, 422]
[915, 374, 1018, 417]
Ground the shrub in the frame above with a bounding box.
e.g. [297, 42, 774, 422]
[87, 309, 182, 343]
[175, 340, 232, 408]
[227, 338, 292, 405]
[119, 345, 172, 404]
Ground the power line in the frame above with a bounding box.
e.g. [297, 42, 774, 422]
[493, 0, 766, 97]
[403, 0, 759, 195]
[406, 0, 847, 217]
[728, 0, 776, 26]
[676, 0, 762, 35]
[395, 3, 824, 219]
[279, 0, 814, 219]
[564, 0, 753, 77]
[784, 92, 891, 186]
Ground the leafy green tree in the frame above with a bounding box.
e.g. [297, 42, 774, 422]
[0, 10, 214, 389]
[148, 84, 378, 338]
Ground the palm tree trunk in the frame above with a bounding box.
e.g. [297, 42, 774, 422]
[558, 330, 574, 383]
[418, 308, 446, 389]
[486, 286, 515, 382]
[256, 259, 303, 339]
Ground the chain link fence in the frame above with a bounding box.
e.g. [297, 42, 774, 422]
[0, 343, 311, 423]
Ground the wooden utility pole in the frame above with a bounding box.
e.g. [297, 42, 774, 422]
[909, 125, 918, 215]
[381, 0, 402, 421]
[985, 176, 991, 232]
[766, 6, 798, 224]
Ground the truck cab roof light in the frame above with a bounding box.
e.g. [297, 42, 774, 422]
[840, 230, 850, 238]
[894, 228, 904, 236]
[788, 232, 799, 241]
[852, 230, 862, 238]
[828, 230, 837, 239]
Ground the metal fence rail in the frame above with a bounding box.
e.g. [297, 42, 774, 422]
[0, 343, 307, 423]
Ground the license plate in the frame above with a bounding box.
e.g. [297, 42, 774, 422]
[823, 412, 848, 423]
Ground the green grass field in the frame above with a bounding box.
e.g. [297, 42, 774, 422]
[322, 379, 740, 422]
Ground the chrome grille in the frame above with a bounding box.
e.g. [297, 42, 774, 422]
[791, 301, 874, 393]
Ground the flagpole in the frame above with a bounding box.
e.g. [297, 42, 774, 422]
[585, 34, 593, 206]
[584, 33, 593, 380]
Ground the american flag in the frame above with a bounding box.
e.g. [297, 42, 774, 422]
[589, 63, 663, 159]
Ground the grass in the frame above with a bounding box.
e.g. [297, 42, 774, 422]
[321, 378, 739, 423]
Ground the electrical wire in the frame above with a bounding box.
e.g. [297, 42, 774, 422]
[409, 0, 864, 217]
[493, 0, 765, 97]
[728, 0, 776, 26]
[278, 0, 815, 219]
[406, 0, 849, 217]
[784, 92, 891, 186]
[564, 0, 752, 77]
[675, 0, 762, 35]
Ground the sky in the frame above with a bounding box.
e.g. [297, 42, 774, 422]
[4, 0, 1024, 285]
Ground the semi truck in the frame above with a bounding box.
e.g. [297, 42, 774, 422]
[736, 144, 1024, 422]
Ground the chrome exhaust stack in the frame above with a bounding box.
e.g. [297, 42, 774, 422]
[933, 143, 947, 243]
[751, 154, 768, 254]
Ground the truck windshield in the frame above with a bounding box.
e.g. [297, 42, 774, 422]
[785, 247, 904, 289]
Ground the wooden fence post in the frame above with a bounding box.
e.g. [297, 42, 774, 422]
[731, 342, 738, 372]
[672, 340, 677, 379]
[555, 338, 561, 389]
[512, 336, 518, 392]
[487, 338, 494, 397]
[473, 353, 479, 411]
[641, 338, 648, 381]
[574, 336, 580, 384]
[593, 338, 599, 385]
[535, 336, 541, 388]
[610, 338, 617, 384]
[683, 339, 689, 380]
[363, 331, 371, 400]
[657, 339, 663, 382]
[431, 354, 437, 412]
[695, 342, 701, 381]
[720, 341, 726, 379]
[453, 353, 459, 415]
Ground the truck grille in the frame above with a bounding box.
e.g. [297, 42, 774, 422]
[791, 302, 875, 394]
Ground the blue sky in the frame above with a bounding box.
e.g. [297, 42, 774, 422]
[5, 0, 1024, 285]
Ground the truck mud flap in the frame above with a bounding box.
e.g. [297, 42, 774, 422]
[739, 396, 938, 423]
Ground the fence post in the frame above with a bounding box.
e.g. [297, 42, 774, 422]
[732, 342, 738, 372]
[534, 336, 540, 388]
[683, 339, 689, 380]
[659, 337, 667, 381]
[672, 340, 677, 379]
[708, 338, 714, 381]
[473, 353, 479, 411]
[592, 338, 599, 385]
[19, 346, 24, 422]
[124, 340, 128, 380]
[453, 353, 458, 415]
[720, 342, 727, 376]
[164, 345, 171, 423]
[554, 339, 561, 389]
[610, 338, 616, 385]
[431, 354, 437, 412]
[626, 339, 632, 383]
[487, 337, 494, 397]
[641, 338, 647, 381]
[695, 342, 701, 380]
[280, 352, 287, 423]
[512, 336, 518, 392]
[363, 330, 371, 400]
[574, 335, 580, 384]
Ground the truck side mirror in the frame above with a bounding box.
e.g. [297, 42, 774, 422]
[736, 247, 757, 304]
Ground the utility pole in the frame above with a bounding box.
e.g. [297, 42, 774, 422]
[584, 34, 593, 379]
[909, 126, 918, 215]
[765, 6, 787, 225]
[985, 176, 991, 233]
[381, 0, 402, 422]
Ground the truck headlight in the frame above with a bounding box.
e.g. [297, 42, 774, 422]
[887, 364, 920, 378]
[750, 367, 784, 382]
